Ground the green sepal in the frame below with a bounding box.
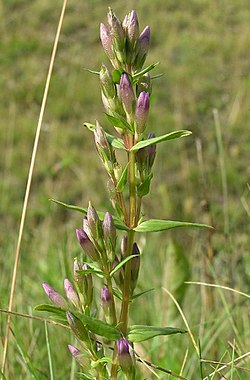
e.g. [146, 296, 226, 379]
[116, 163, 129, 192]
[137, 173, 153, 198]
[83, 68, 100, 76]
[130, 130, 192, 152]
[105, 112, 133, 133]
[134, 219, 213, 232]
[49, 198, 129, 231]
[127, 325, 187, 342]
[132, 62, 160, 82]
[110, 254, 139, 277]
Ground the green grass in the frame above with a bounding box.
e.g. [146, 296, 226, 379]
[1, 0, 250, 378]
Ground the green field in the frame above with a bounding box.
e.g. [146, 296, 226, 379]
[1, 0, 249, 379]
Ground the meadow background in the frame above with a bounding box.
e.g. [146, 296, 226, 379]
[0, 0, 249, 378]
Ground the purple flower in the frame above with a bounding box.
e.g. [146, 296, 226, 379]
[64, 279, 80, 309]
[102, 212, 116, 249]
[116, 338, 133, 373]
[119, 73, 135, 114]
[76, 228, 98, 262]
[123, 10, 139, 47]
[42, 283, 66, 309]
[101, 287, 111, 310]
[100, 23, 113, 61]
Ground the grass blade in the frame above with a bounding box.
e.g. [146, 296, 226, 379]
[45, 321, 55, 380]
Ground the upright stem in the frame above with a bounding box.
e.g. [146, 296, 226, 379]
[119, 134, 137, 336]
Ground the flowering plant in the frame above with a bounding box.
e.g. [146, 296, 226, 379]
[36, 8, 209, 379]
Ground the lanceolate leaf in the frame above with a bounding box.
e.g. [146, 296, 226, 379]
[127, 325, 187, 342]
[35, 305, 120, 341]
[134, 219, 212, 232]
[131, 288, 155, 300]
[49, 199, 129, 231]
[105, 113, 132, 132]
[130, 130, 192, 152]
[74, 312, 120, 341]
[110, 254, 140, 277]
[116, 163, 129, 192]
[132, 62, 160, 82]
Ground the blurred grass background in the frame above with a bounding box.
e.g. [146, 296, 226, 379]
[0, 0, 249, 378]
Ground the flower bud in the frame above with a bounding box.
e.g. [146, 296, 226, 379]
[103, 212, 116, 251]
[119, 73, 135, 115]
[107, 8, 125, 53]
[101, 287, 111, 313]
[64, 279, 80, 309]
[87, 203, 103, 241]
[126, 10, 139, 47]
[134, 26, 150, 70]
[147, 133, 156, 169]
[117, 338, 134, 374]
[66, 311, 88, 342]
[42, 283, 67, 309]
[100, 23, 114, 62]
[100, 64, 116, 99]
[76, 228, 99, 262]
[94, 122, 113, 160]
[136, 73, 152, 96]
[68, 344, 89, 367]
[135, 91, 150, 134]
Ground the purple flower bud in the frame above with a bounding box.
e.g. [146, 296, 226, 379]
[42, 283, 67, 309]
[100, 23, 113, 61]
[66, 311, 88, 342]
[103, 212, 116, 250]
[124, 10, 139, 47]
[94, 122, 110, 152]
[117, 338, 133, 373]
[100, 64, 116, 99]
[64, 279, 80, 309]
[101, 287, 111, 310]
[76, 228, 99, 262]
[135, 91, 150, 134]
[107, 8, 125, 52]
[147, 133, 156, 169]
[134, 26, 150, 70]
[119, 73, 135, 114]
[68, 344, 89, 368]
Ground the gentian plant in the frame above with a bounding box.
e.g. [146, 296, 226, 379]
[36, 8, 210, 379]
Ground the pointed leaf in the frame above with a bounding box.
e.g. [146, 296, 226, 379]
[34, 304, 67, 318]
[130, 130, 192, 152]
[137, 173, 153, 198]
[131, 288, 155, 300]
[105, 113, 132, 132]
[128, 325, 187, 342]
[116, 163, 129, 192]
[83, 68, 100, 76]
[49, 199, 129, 231]
[110, 254, 140, 278]
[74, 311, 120, 341]
[134, 219, 213, 232]
[132, 62, 160, 82]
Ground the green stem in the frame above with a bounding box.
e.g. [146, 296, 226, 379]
[105, 269, 117, 325]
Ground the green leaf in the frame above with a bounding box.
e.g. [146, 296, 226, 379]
[116, 163, 129, 192]
[49, 198, 129, 231]
[83, 68, 100, 76]
[137, 173, 153, 198]
[35, 304, 67, 317]
[130, 130, 192, 152]
[134, 219, 213, 232]
[91, 357, 112, 368]
[132, 62, 160, 82]
[131, 288, 155, 300]
[127, 325, 187, 342]
[106, 133, 125, 150]
[105, 113, 132, 133]
[77, 269, 104, 277]
[74, 312, 120, 341]
[110, 254, 139, 277]
[112, 69, 124, 84]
